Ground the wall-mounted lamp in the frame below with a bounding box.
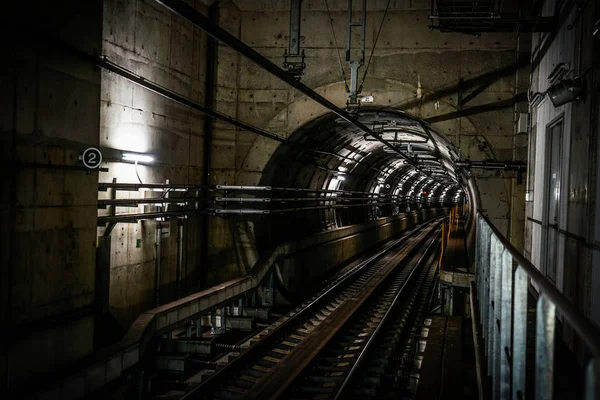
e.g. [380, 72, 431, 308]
[122, 152, 154, 163]
[547, 79, 583, 107]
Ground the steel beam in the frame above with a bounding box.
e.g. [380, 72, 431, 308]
[289, 0, 302, 56]
[345, 0, 367, 105]
[153, 0, 430, 177]
[283, 0, 306, 78]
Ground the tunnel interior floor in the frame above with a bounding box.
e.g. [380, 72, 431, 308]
[415, 315, 478, 400]
[440, 214, 470, 273]
[415, 214, 477, 399]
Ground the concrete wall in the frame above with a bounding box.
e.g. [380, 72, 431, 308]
[98, 0, 212, 329]
[206, 0, 528, 282]
[0, 0, 102, 391]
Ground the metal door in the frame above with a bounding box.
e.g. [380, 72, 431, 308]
[543, 119, 563, 282]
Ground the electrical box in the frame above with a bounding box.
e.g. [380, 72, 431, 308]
[517, 113, 529, 134]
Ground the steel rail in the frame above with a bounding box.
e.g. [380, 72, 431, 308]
[243, 220, 443, 399]
[181, 219, 441, 399]
[334, 229, 441, 399]
[153, 0, 445, 183]
[184, 224, 426, 396]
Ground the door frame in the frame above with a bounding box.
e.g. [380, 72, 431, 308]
[541, 113, 564, 282]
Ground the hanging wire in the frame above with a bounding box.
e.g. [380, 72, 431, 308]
[358, 0, 392, 94]
[134, 160, 144, 184]
[325, 0, 349, 92]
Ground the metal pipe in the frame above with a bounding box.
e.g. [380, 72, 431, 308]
[98, 182, 431, 197]
[201, 2, 218, 291]
[214, 209, 270, 215]
[155, 223, 163, 307]
[176, 219, 184, 299]
[216, 185, 272, 191]
[98, 197, 205, 207]
[98, 209, 209, 224]
[153, 0, 440, 181]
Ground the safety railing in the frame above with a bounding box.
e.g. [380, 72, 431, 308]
[474, 212, 600, 400]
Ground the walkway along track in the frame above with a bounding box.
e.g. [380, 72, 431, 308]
[182, 218, 443, 399]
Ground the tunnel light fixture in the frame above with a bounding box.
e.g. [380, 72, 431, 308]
[547, 79, 583, 107]
[338, 176, 346, 181]
[338, 166, 348, 172]
[122, 152, 154, 163]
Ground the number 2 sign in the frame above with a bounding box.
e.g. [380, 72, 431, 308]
[82, 147, 103, 169]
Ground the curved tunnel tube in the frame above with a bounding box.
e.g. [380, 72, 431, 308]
[256, 108, 471, 251]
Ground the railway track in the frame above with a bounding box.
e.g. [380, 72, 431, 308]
[282, 231, 440, 400]
[182, 217, 444, 400]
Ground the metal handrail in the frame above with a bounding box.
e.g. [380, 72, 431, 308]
[475, 212, 600, 399]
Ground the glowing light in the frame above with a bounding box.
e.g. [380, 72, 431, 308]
[122, 152, 154, 163]
[338, 176, 346, 181]
[112, 122, 150, 153]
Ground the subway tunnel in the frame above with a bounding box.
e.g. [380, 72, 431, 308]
[258, 108, 464, 245]
[1, 0, 600, 399]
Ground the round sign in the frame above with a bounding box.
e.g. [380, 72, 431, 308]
[82, 147, 103, 169]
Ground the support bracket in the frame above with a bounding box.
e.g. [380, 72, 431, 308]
[283, 0, 305, 79]
[345, 0, 366, 108]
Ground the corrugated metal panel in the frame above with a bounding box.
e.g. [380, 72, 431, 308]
[529, 4, 577, 290]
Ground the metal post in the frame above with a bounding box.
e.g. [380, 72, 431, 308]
[476, 215, 483, 325]
[201, 3, 217, 290]
[155, 223, 163, 307]
[585, 357, 600, 400]
[262, 271, 274, 306]
[186, 320, 192, 337]
[176, 219, 184, 299]
[499, 248, 512, 398]
[478, 218, 487, 332]
[236, 298, 243, 316]
[221, 306, 226, 333]
[535, 296, 556, 400]
[345, 0, 367, 105]
[289, 0, 302, 56]
[137, 371, 145, 400]
[283, 0, 305, 78]
[482, 223, 491, 342]
[492, 242, 503, 399]
[512, 266, 528, 399]
[487, 234, 498, 370]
